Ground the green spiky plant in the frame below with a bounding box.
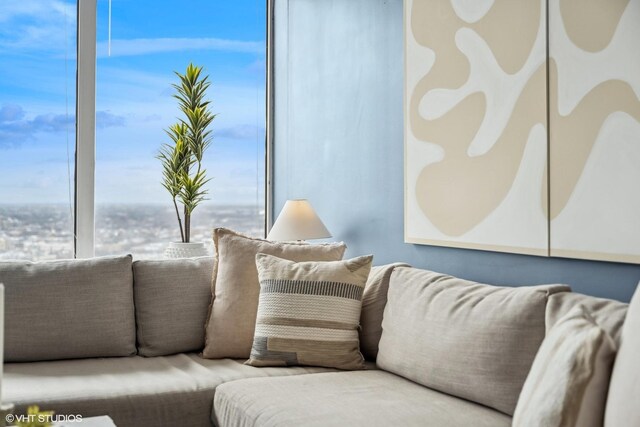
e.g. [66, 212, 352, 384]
[158, 64, 215, 243]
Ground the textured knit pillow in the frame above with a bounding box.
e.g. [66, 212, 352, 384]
[513, 306, 616, 427]
[246, 253, 373, 370]
[203, 228, 346, 359]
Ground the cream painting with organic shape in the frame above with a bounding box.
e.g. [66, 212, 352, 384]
[549, 0, 640, 263]
[404, 0, 549, 256]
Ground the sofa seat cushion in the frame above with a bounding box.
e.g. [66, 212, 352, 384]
[213, 370, 512, 427]
[4, 354, 336, 427]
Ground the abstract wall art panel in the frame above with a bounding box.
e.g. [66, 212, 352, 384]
[404, 0, 549, 256]
[549, 0, 640, 263]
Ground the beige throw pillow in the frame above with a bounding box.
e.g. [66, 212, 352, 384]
[605, 283, 640, 427]
[246, 253, 373, 370]
[513, 306, 616, 427]
[546, 292, 628, 346]
[202, 228, 346, 359]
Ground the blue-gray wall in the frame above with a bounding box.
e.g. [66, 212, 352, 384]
[272, 0, 640, 302]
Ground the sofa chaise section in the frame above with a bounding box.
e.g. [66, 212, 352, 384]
[214, 266, 636, 427]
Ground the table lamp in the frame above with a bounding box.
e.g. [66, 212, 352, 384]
[267, 199, 332, 241]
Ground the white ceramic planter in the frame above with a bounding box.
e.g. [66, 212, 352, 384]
[164, 242, 209, 259]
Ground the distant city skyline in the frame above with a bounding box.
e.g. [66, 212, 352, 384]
[0, 203, 264, 260]
[0, 0, 266, 206]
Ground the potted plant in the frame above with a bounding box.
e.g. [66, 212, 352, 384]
[158, 63, 215, 258]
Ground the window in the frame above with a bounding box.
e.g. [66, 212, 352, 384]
[94, 0, 267, 258]
[0, 0, 268, 260]
[0, 1, 77, 260]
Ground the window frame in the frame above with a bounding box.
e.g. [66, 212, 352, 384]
[265, 0, 275, 233]
[75, 0, 97, 258]
[71, 0, 272, 258]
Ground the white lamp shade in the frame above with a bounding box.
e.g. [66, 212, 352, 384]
[267, 199, 332, 241]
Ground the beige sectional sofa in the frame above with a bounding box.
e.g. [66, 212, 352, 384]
[1, 255, 637, 427]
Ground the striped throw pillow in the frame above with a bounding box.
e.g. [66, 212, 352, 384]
[246, 253, 373, 370]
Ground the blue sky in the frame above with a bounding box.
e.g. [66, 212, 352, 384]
[0, 0, 266, 206]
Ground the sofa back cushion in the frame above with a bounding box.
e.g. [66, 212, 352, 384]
[1, 255, 136, 362]
[605, 283, 640, 427]
[546, 292, 627, 346]
[376, 266, 570, 415]
[133, 256, 215, 356]
[359, 263, 409, 360]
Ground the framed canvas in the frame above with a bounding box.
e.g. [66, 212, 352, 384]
[404, 0, 549, 256]
[548, 0, 640, 263]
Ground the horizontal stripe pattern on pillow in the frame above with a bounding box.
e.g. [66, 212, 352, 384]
[246, 253, 373, 370]
[254, 324, 357, 341]
[260, 279, 364, 300]
[257, 293, 359, 320]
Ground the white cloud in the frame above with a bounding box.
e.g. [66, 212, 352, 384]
[0, 0, 69, 23]
[217, 124, 265, 140]
[0, 104, 125, 147]
[97, 37, 265, 58]
[247, 58, 266, 74]
[0, 2, 263, 59]
[95, 66, 265, 129]
[0, 0, 75, 52]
